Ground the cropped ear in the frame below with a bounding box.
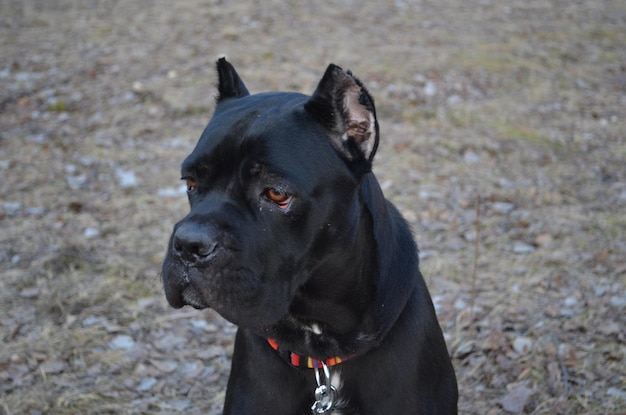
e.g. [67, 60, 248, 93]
[216, 57, 250, 102]
[305, 64, 379, 164]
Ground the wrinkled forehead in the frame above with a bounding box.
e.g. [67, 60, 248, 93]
[181, 92, 349, 184]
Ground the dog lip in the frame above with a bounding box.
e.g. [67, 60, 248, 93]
[163, 268, 209, 310]
[164, 287, 186, 309]
[188, 303, 210, 310]
[164, 285, 210, 310]
[166, 299, 184, 309]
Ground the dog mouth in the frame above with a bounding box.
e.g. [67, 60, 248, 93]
[162, 255, 292, 328]
[163, 266, 213, 310]
[162, 264, 210, 310]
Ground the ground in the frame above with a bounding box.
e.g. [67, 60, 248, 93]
[1, 0, 625, 414]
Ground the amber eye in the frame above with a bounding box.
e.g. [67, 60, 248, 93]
[263, 188, 292, 208]
[183, 177, 197, 191]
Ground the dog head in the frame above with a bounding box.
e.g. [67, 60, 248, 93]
[161, 58, 380, 330]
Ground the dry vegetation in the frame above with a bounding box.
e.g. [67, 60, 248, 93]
[1, 1, 625, 414]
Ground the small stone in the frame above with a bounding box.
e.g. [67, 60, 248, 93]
[380, 180, 393, 190]
[137, 298, 156, 309]
[500, 384, 534, 413]
[512, 336, 533, 355]
[25, 207, 45, 215]
[116, 169, 138, 188]
[512, 242, 535, 254]
[453, 298, 467, 310]
[2, 202, 21, 215]
[20, 287, 40, 299]
[66, 175, 87, 189]
[40, 360, 66, 374]
[463, 230, 478, 241]
[136, 377, 157, 392]
[26, 133, 46, 143]
[423, 80, 437, 97]
[84, 228, 100, 238]
[165, 399, 191, 410]
[492, 202, 515, 214]
[109, 335, 135, 350]
[563, 296, 578, 307]
[151, 360, 177, 373]
[190, 320, 209, 329]
[82, 315, 107, 327]
[607, 388, 626, 401]
[463, 150, 481, 163]
[610, 295, 626, 308]
[447, 95, 462, 105]
[154, 333, 185, 352]
[158, 185, 187, 197]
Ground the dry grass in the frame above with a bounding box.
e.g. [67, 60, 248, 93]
[1, 0, 625, 414]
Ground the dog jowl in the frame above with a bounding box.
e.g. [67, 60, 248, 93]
[161, 58, 457, 414]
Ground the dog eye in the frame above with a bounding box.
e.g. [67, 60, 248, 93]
[182, 177, 197, 192]
[263, 188, 292, 209]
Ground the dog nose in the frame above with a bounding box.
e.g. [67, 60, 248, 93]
[172, 224, 218, 261]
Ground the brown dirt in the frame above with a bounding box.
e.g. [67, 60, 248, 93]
[1, 0, 625, 414]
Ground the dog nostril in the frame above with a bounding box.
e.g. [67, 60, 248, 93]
[173, 226, 218, 260]
[195, 241, 217, 257]
[173, 239, 183, 253]
[175, 237, 218, 259]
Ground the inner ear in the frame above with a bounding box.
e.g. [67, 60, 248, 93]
[305, 65, 379, 164]
[342, 82, 378, 161]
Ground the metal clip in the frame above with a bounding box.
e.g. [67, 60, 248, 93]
[311, 362, 337, 414]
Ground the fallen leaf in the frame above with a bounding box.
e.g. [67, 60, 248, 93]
[534, 233, 553, 247]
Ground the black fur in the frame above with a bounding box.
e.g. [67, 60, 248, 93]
[161, 58, 457, 414]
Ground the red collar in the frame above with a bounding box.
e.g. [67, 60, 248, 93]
[267, 338, 353, 369]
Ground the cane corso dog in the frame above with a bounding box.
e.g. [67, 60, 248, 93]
[161, 58, 457, 414]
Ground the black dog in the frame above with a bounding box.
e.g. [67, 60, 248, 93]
[162, 58, 457, 414]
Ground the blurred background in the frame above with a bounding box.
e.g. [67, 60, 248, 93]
[1, 1, 625, 413]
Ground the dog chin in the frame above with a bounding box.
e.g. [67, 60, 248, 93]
[181, 287, 211, 309]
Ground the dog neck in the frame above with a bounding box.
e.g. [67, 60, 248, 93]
[266, 337, 354, 369]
